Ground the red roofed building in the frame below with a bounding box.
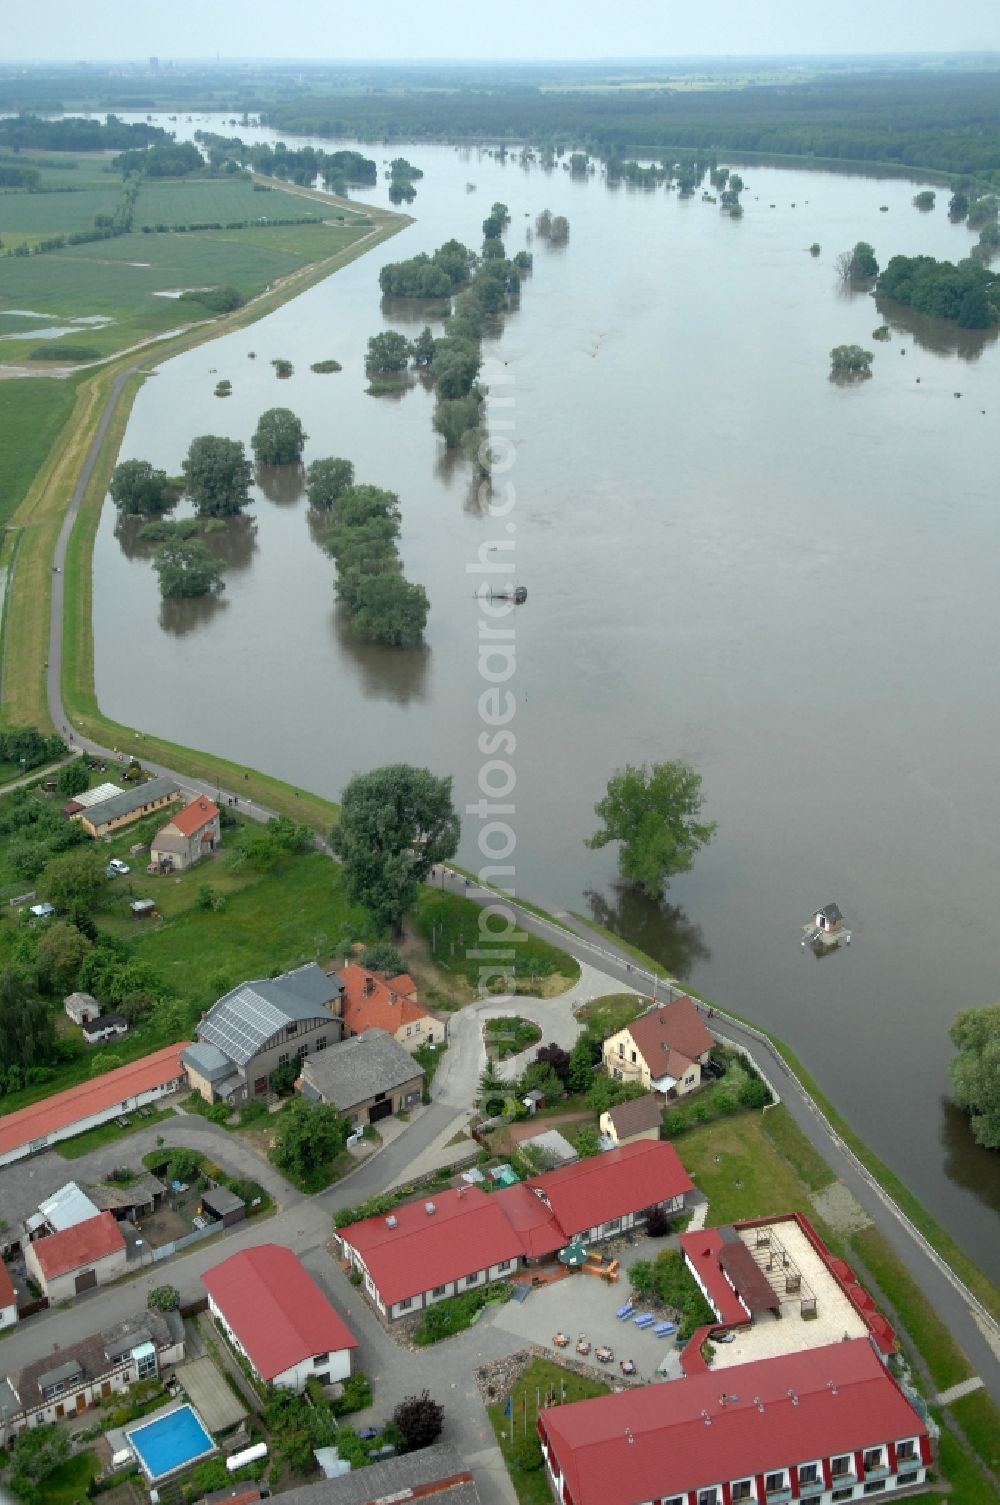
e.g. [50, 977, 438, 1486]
[202, 1245, 357, 1390]
[539, 1338, 930, 1505]
[0, 1259, 16, 1329]
[0, 1045, 188, 1168]
[25, 1213, 126, 1300]
[602, 995, 714, 1099]
[340, 1186, 525, 1321]
[151, 796, 221, 873]
[339, 1141, 692, 1319]
[338, 963, 443, 1053]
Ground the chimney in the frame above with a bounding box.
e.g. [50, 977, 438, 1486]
[424, 1201, 436, 1215]
[389, 991, 397, 1006]
[385, 1215, 398, 1228]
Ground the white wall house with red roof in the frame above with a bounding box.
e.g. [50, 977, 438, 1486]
[150, 796, 221, 873]
[201, 1245, 357, 1392]
[0, 1045, 188, 1168]
[0, 1261, 16, 1328]
[24, 1213, 126, 1301]
[538, 1338, 930, 1505]
[339, 1141, 692, 1320]
[603, 995, 714, 1100]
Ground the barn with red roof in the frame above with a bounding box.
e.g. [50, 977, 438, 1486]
[201, 1245, 356, 1390]
[151, 795, 221, 873]
[24, 1212, 126, 1300]
[337, 963, 443, 1053]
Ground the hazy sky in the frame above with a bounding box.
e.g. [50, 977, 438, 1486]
[8, 0, 1000, 63]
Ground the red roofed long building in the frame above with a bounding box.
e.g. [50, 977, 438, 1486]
[338, 964, 443, 1053]
[539, 1338, 930, 1505]
[0, 1045, 188, 1168]
[202, 1245, 357, 1390]
[339, 1140, 692, 1320]
[25, 1213, 126, 1300]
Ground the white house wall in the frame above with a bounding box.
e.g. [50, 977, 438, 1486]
[0, 1301, 16, 1329]
[208, 1294, 349, 1392]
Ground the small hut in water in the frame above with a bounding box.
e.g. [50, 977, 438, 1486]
[802, 901, 851, 953]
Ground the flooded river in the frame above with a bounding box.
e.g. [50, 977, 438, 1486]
[93, 119, 1000, 1277]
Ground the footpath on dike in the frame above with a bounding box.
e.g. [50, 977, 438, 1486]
[17, 326, 1000, 1416]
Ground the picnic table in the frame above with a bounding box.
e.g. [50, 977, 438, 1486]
[620, 1359, 637, 1376]
[576, 1335, 591, 1356]
[595, 1346, 614, 1364]
[552, 1332, 570, 1348]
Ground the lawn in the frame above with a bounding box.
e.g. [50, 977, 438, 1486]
[21, 1448, 100, 1504]
[0, 377, 81, 525]
[486, 1016, 543, 1059]
[486, 1358, 609, 1505]
[675, 1110, 828, 1226]
[55, 1107, 173, 1159]
[125, 850, 371, 1013]
[575, 993, 645, 1040]
[413, 889, 580, 999]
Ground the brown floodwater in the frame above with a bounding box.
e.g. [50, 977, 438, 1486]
[93, 120, 1000, 1278]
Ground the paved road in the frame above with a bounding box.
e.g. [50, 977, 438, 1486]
[29, 333, 1000, 1434]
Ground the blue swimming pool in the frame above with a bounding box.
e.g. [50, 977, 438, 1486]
[126, 1403, 215, 1481]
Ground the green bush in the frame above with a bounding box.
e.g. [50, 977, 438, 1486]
[413, 1282, 508, 1345]
[333, 1371, 373, 1416]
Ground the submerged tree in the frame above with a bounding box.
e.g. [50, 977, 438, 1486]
[153, 537, 225, 598]
[949, 1002, 1000, 1149]
[306, 456, 355, 509]
[586, 760, 717, 898]
[830, 344, 874, 378]
[252, 406, 307, 465]
[182, 435, 253, 516]
[366, 330, 412, 374]
[110, 459, 181, 516]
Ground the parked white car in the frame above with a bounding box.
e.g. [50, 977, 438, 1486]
[106, 858, 131, 876]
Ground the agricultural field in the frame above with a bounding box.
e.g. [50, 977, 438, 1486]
[0, 184, 124, 244]
[0, 220, 368, 362]
[0, 376, 81, 525]
[133, 175, 347, 227]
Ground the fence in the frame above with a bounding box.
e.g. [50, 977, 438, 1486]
[150, 1223, 219, 1263]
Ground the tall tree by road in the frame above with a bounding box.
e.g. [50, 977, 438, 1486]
[586, 761, 716, 899]
[330, 765, 460, 934]
[949, 1002, 1000, 1149]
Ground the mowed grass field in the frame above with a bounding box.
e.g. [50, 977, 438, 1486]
[0, 220, 369, 360]
[0, 376, 81, 524]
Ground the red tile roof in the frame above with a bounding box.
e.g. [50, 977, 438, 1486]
[201, 1245, 356, 1382]
[341, 1187, 525, 1307]
[625, 996, 713, 1076]
[539, 1338, 928, 1505]
[493, 1182, 564, 1259]
[338, 964, 431, 1037]
[521, 1141, 693, 1239]
[164, 796, 219, 838]
[0, 1045, 189, 1162]
[30, 1212, 124, 1279]
[0, 1260, 15, 1309]
[679, 1228, 756, 1327]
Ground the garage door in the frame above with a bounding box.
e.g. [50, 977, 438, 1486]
[369, 1100, 393, 1124]
[75, 1270, 97, 1294]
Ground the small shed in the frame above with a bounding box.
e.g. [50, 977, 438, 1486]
[521, 1088, 546, 1116]
[129, 899, 156, 920]
[82, 1013, 129, 1044]
[64, 991, 100, 1026]
[814, 902, 844, 934]
[201, 1186, 246, 1229]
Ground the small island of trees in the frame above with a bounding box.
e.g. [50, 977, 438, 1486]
[829, 345, 874, 379]
[876, 253, 999, 329]
[317, 468, 429, 647]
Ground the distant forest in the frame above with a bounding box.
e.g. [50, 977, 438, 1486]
[264, 71, 1000, 181]
[2, 64, 1000, 183]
